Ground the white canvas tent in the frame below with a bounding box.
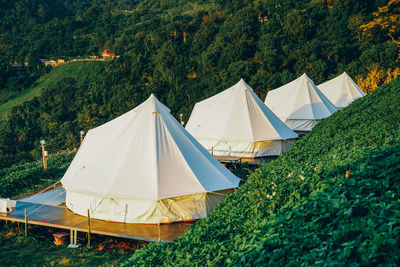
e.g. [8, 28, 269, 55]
[61, 94, 240, 224]
[264, 73, 337, 132]
[185, 79, 298, 158]
[318, 72, 365, 109]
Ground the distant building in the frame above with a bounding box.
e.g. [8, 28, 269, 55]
[44, 60, 57, 67]
[102, 49, 116, 58]
[41, 59, 66, 67]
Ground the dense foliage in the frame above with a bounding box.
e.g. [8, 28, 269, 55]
[1, 0, 399, 168]
[0, 62, 104, 168]
[123, 76, 400, 265]
[236, 144, 400, 265]
[0, 153, 73, 198]
[0, 60, 47, 105]
[0, 61, 104, 119]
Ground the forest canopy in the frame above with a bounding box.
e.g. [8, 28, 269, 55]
[0, 0, 399, 168]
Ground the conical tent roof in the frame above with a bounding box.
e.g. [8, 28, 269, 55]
[185, 79, 298, 143]
[264, 73, 337, 121]
[318, 72, 365, 109]
[61, 94, 240, 201]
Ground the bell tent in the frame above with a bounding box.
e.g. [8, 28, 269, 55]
[185, 79, 298, 158]
[264, 73, 337, 132]
[61, 94, 240, 224]
[318, 72, 365, 109]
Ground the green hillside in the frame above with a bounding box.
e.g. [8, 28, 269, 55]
[0, 61, 104, 120]
[124, 77, 400, 265]
[1, 0, 399, 169]
[0, 72, 398, 266]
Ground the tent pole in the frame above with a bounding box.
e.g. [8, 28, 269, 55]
[157, 201, 161, 242]
[158, 222, 161, 243]
[87, 209, 91, 248]
[24, 209, 28, 237]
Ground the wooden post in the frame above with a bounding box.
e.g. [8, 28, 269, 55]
[183, 32, 187, 43]
[179, 114, 184, 126]
[211, 146, 213, 156]
[80, 130, 85, 145]
[87, 209, 91, 248]
[41, 144, 47, 170]
[24, 209, 27, 237]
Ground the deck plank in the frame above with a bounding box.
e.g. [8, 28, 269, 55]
[0, 201, 192, 242]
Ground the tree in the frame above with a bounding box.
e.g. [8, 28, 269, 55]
[360, 0, 400, 50]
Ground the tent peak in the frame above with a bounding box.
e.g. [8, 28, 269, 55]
[317, 71, 365, 109]
[147, 93, 157, 103]
[141, 93, 171, 114]
[341, 71, 350, 79]
[233, 78, 253, 93]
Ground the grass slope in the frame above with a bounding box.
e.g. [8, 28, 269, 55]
[0, 153, 74, 199]
[124, 77, 400, 265]
[238, 143, 400, 265]
[0, 61, 104, 120]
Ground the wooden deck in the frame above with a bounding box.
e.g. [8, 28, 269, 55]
[0, 201, 193, 242]
[241, 156, 278, 165]
[214, 155, 242, 164]
[214, 155, 278, 167]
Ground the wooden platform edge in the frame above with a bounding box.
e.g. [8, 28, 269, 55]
[0, 213, 170, 243]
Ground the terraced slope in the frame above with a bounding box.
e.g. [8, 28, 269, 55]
[0, 61, 104, 120]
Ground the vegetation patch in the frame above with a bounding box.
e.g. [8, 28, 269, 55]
[0, 223, 146, 266]
[0, 61, 104, 120]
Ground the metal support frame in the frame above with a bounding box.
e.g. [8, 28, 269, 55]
[68, 229, 80, 248]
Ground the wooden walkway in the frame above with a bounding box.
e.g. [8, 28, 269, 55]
[0, 201, 193, 242]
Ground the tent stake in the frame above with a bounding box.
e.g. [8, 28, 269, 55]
[24, 209, 28, 237]
[87, 209, 91, 248]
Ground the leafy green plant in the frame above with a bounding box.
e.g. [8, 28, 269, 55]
[0, 153, 73, 198]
